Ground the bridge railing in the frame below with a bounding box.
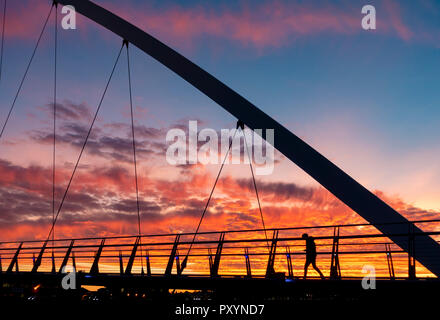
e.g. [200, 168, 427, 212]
[1, 219, 440, 279]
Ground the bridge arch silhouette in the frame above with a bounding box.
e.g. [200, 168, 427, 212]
[15, 0, 440, 277]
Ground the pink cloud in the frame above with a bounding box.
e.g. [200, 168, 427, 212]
[382, 0, 413, 41]
[107, 1, 360, 49]
[102, 0, 427, 49]
[3, 1, 52, 41]
[4, 0, 438, 50]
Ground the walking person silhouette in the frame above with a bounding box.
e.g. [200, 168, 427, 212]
[302, 233, 325, 279]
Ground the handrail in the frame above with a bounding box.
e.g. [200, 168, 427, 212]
[1, 218, 439, 245]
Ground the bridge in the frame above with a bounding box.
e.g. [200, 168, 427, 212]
[1, 219, 440, 304]
[0, 0, 439, 307]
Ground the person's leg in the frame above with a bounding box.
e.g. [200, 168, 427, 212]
[312, 261, 325, 279]
[304, 260, 311, 279]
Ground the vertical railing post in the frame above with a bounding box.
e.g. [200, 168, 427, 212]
[125, 236, 140, 275]
[89, 239, 105, 274]
[59, 240, 75, 273]
[165, 235, 180, 276]
[408, 223, 416, 280]
[119, 250, 124, 275]
[210, 233, 225, 277]
[265, 230, 279, 278]
[31, 241, 47, 273]
[208, 248, 213, 274]
[286, 246, 293, 278]
[7, 242, 23, 273]
[385, 243, 395, 280]
[146, 250, 151, 276]
[244, 248, 252, 278]
[176, 250, 182, 275]
[71, 251, 76, 270]
[51, 251, 56, 274]
[330, 227, 341, 279]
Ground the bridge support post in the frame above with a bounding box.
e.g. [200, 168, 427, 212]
[286, 246, 294, 278]
[210, 233, 225, 277]
[330, 227, 341, 280]
[89, 239, 105, 274]
[165, 235, 180, 276]
[265, 230, 278, 278]
[7, 242, 23, 273]
[385, 243, 395, 280]
[59, 240, 75, 273]
[0, 254, 2, 272]
[125, 237, 140, 275]
[244, 248, 252, 278]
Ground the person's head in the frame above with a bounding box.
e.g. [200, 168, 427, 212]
[302, 233, 308, 239]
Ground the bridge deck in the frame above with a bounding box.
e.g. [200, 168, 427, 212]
[1, 271, 439, 306]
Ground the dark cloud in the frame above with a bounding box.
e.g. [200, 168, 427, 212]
[42, 101, 93, 122]
[29, 111, 279, 168]
[0, 188, 50, 223]
[236, 178, 314, 201]
[30, 121, 166, 163]
[225, 212, 260, 230]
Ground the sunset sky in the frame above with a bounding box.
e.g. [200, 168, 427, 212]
[0, 0, 439, 277]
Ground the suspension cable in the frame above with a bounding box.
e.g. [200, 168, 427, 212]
[52, 1, 58, 252]
[125, 40, 144, 273]
[0, 3, 54, 140]
[241, 124, 270, 249]
[181, 127, 238, 270]
[0, 0, 6, 84]
[45, 42, 125, 242]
